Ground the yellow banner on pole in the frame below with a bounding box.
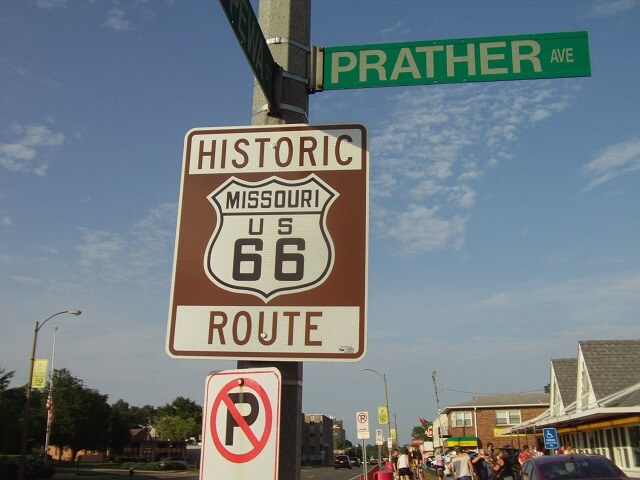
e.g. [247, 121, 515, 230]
[32, 359, 48, 389]
[377, 406, 389, 425]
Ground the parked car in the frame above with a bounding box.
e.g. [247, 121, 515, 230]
[349, 457, 361, 467]
[158, 457, 188, 469]
[369, 457, 379, 465]
[520, 454, 628, 480]
[335, 455, 352, 469]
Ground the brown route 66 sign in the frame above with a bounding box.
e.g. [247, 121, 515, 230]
[166, 124, 368, 361]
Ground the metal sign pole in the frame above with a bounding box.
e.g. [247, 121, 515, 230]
[239, 1, 310, 480]
[362, 439, 367, 479]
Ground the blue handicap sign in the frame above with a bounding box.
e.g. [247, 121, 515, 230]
[543, 428, 559, 449]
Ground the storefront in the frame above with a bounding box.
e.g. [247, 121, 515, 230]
[445, 436, 478, 448]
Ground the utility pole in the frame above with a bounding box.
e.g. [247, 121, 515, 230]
[238, 1, 310, 479]
[432, 370, 443, 452]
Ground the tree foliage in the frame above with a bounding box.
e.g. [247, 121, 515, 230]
[156, 396, 202, 440]
[0, 364, 204, 457]
[157, 416, 198, 442]
[49, 368, 111, 460]
[411, 419, 433, 441]
[0, 366, 23, 454]
[0, 367, 14, 391]
[108, 400, 135, 455]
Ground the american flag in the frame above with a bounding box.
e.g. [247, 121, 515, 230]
[46, 393, 55, 423]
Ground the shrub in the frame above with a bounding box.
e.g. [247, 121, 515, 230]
[0, 457, 54, 480]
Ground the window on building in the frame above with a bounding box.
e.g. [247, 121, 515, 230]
[495, 410, 521, 425]
[452, 411, 472, 427]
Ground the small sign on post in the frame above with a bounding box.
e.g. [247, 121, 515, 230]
[31, 359, 48, 389]
[315, 31, 590, 91]
[219, 0, 280, 111]
[543, 428, 559, 450]
[201, 368, 281, 480]
[356, 411, 370, 440]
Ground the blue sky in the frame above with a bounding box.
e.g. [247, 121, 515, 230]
[1, 0, 640, 446]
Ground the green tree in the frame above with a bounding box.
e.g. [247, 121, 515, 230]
[49, 368, 110, 461]
[108, 400, 135, 456]
[411, 419, 433, 442]
[129, 404, 156, 427]
[0, 367, 22, 454]
[156, 396, 202, 441]
[0, 366, 14, 391]
[157, 397, 202, 421]
[156, 416, 197, 442]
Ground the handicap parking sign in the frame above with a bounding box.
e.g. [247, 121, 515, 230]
[543, 428, 559, 449]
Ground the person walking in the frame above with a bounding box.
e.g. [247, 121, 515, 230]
[471, 448, 492, 480]
[491, 448, 515, 480]
[397, 447, 413, 480]
[449, 447, 474, 480]
[518, 445, 533, 466]
[485, 443, 494, 459]
[392, 448, 400, 478]
[435, 448, 446, 480]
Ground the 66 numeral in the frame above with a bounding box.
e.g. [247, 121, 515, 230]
[232, 238, 306, 281]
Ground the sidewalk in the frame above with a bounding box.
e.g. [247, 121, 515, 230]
[53, 468, 198, 480]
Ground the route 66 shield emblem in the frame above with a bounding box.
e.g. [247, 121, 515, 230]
[204, 175, 338, 302]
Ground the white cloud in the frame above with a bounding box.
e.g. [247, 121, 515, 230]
[35, 0, 68, 9]
[75, 202, 176, 288]
[367, 80, 577, 254]
[383, 204, 466, 255]
[479, 292, 511, 308]
[381, 20, 411, 38]
[586, 0, 638, 18]
[103, 7, 131, 31]
[371, 173, 397, 198]
[76, 230, 126, 269]
[583, 138, 640, 190]
[12, 275, 42, 286]
[0, 124, 65, 175]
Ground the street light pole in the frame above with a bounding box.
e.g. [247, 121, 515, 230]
[19, 310, 81, 480]
[362, 369, 392, 454]
[43, 326, 58, 464]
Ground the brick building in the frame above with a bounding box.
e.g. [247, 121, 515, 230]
[301, 413, 334, 466]
[432, 392, 549, 451]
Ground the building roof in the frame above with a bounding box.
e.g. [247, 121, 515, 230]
[506, 339, 640, 432]
[579, 340, 640, 401]
[609, 387, 640, 407]
[444, 392, 549, 411]
[129, 427, 152, 442]
[551, 357, 578, 407]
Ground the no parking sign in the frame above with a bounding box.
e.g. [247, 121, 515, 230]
[201, 368, 281, 479]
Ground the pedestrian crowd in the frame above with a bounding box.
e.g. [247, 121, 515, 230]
[386, 439, 587, 480]
[390, 442, 554, 480]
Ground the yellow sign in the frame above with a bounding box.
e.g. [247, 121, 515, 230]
[391, 428, 397, 440]
[31, 359, 48, 389]
[378, 406, 389, 425]
[493, 427, 526, 438]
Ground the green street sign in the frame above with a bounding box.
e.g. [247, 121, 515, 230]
[219, 0, 278, 105]
[320, 31, 590, 91]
